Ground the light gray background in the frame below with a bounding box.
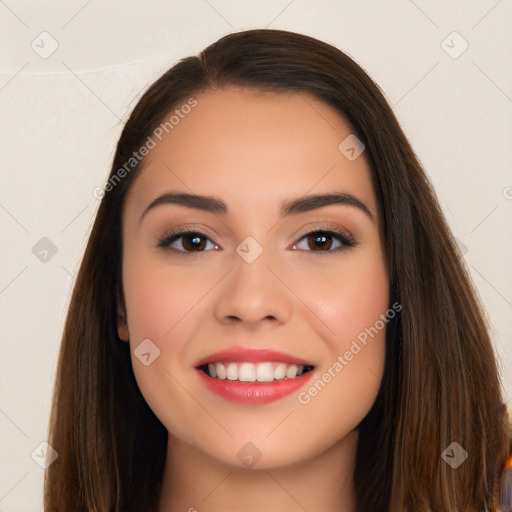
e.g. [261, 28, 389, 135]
[1, 1, 511, 509]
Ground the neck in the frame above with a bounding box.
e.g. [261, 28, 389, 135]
[158, 429, 359, 512]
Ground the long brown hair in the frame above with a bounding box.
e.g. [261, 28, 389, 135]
[44, 28, 512, 511]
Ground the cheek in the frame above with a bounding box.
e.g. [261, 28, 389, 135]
[124, 272, 176, 340]
[292, 246, 389, 412]
[122, 251, 202, 342]
[121, 254, 197, 401]
[300, 247, 389, 347]
[121, 254, 208, 438]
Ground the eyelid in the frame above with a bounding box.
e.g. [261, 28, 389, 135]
[158, 223, 218, 241]
[292, 222, 354, 244]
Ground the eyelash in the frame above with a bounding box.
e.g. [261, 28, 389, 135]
[155, 224, 356, 256]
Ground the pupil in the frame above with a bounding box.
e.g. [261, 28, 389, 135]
[311, 232, 331, 250]
[185, 234, 205, 251]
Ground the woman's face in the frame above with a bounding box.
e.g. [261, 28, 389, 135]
[118, 87, 389, 469]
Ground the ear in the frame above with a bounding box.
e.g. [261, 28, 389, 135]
[116, 287, 129, 342]
[117, 304, 129, 341]
[117, 304, 130, 342]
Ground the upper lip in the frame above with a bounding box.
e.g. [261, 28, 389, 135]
[194, 346, 314, 367]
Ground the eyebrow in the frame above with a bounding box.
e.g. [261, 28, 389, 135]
[139, 191, 374, 224]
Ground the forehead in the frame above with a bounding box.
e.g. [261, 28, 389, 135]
[125, 87, 376, 218]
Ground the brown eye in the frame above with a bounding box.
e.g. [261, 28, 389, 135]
[181, 233, 207, 251]
[292, 229, 355, 254]
[157, 230, 219, 253]
[306, 232, 334, 251]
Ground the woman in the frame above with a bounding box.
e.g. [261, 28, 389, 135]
[44, 28, 512, 511]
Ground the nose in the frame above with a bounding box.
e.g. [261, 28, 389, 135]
[213, 247, 293, 329]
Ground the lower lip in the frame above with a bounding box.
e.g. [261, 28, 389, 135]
[197, 369, 315, 405]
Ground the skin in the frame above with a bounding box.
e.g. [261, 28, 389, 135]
[117, 87, 389, 512]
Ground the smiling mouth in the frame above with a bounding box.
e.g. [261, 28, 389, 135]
[198, 361, 315, 383]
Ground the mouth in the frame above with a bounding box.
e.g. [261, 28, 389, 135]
[198, 361, 315, 382]
[194, 347, 316, 405]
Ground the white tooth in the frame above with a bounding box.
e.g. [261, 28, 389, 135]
[296, 365, 304, 376]
[274, 363, 287, 380]
[208, 363, 216, 378]
[256, 362, 275, 382]
[239, 362, 257, 382]
[215, 362, 226, 379]
[286, 364, 298, 379]
[226, 362, 238, 380]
